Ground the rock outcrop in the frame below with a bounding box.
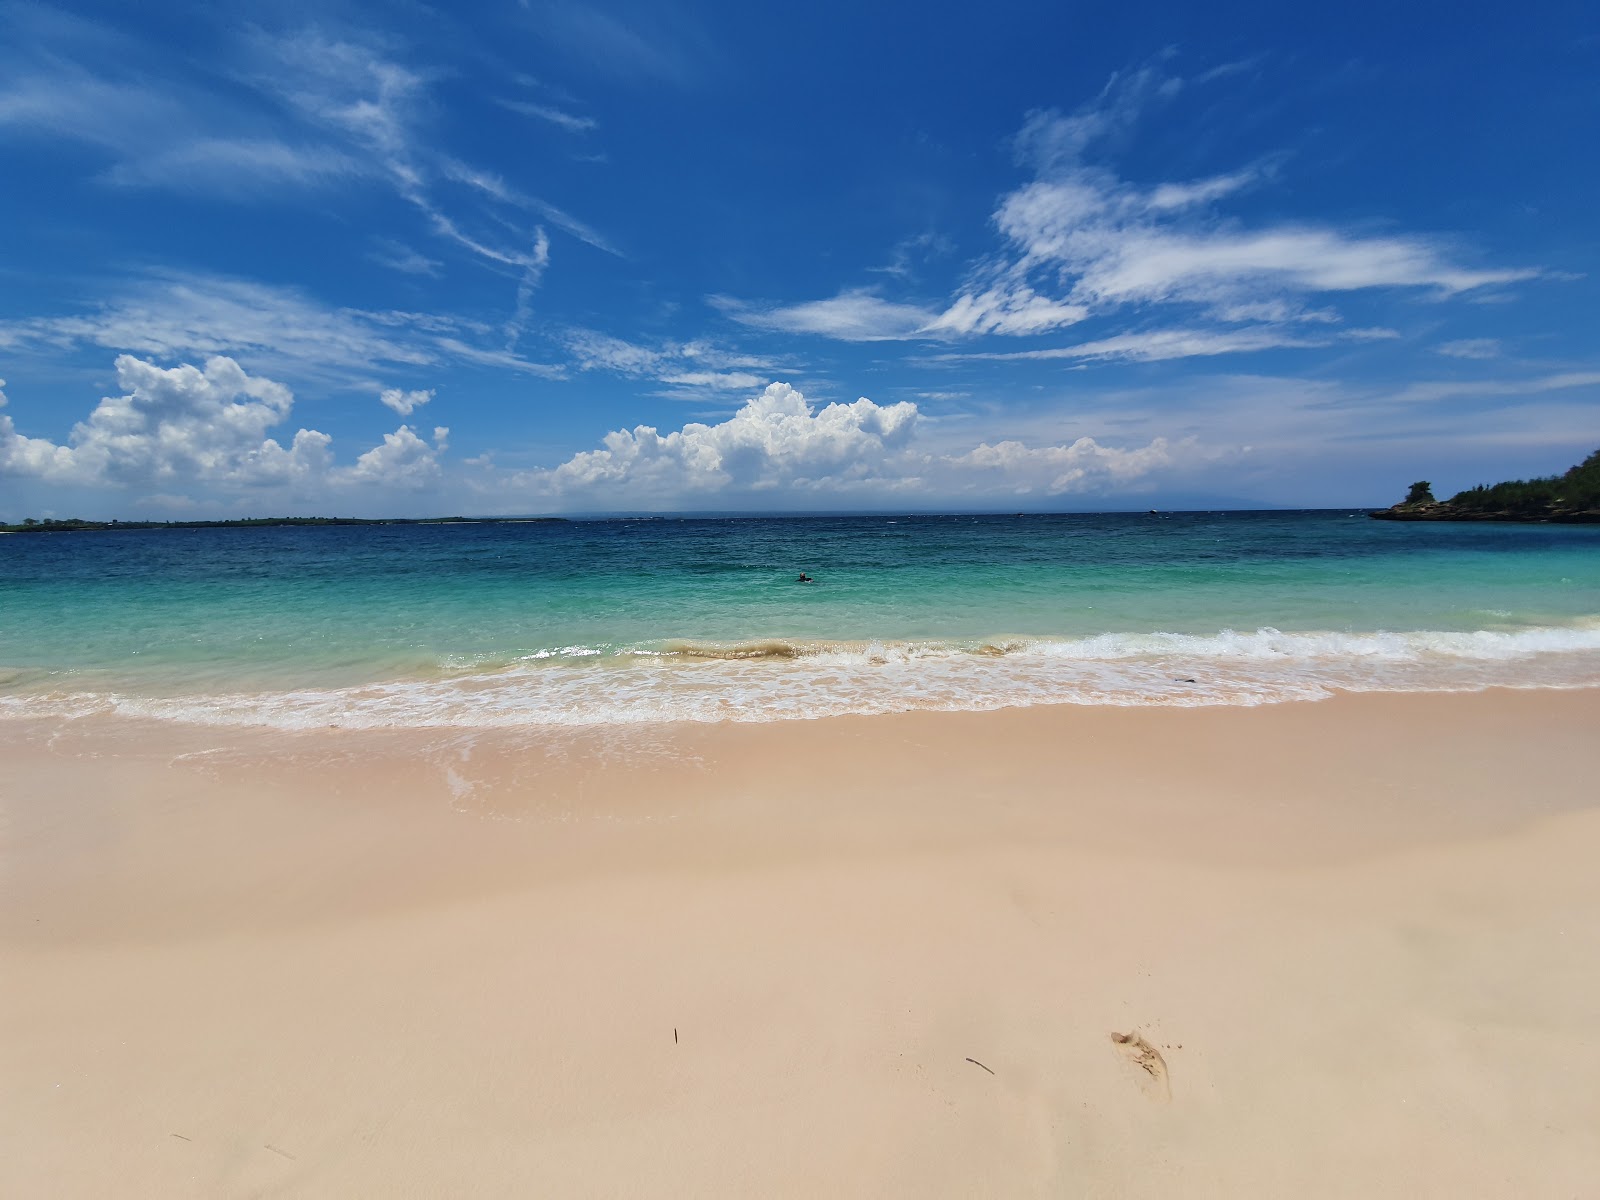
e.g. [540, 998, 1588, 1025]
[1370, 501, 1600, 523]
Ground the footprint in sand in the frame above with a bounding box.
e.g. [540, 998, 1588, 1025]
[1110, 1031, 1171, 1102]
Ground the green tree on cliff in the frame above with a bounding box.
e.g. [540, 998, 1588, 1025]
[1448, 448, 1600, 513]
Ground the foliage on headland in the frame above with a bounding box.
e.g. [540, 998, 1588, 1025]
[1372, 448, 1600, 523]
[0, 515, 567, 534]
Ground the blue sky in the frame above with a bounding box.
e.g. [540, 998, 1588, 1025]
[1, 0, 1597, 516]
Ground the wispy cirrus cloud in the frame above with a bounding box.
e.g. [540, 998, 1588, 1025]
[927, 326, 1329, 364]
[0, 11, 614, 307]
[522, 1, 712, 88]
[101, 138, 362, 193]
[1381, 370, 1600, 407]
[711, 291, 943, 342]
[562, 328, 784, 393]
[0, 19, 353, 196]
[717, 61, 1544, 365]
[498, 98, 598, 133]
[1435, 338, 1502, 359]
[0, 271, 563, 386]
[927, 323, 1399, 366]
[369, 240, 444, 277]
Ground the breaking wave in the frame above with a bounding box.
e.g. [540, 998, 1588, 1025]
[3, 622, 1599, 731]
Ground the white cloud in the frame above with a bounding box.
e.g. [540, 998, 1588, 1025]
[369, 240, 443, 276]
[498, 99, 598, 133]
[437, 158, 620, 256]
[923, 286, 1089, 337]
[1211, 299, 1340, 324]
[716, 62, 1541, 353]
[544, 383, 919, 496]
[487, 381, 1210, 506]
[102, 137, 360, 192]
[0, 19, 374, 203]
[1436, 338, 1502, 360]
[948, 436, 1190, 494]
[713, 291, 943, 342]
[0, 355, 329, 488]
[253, 30, 427, 182]
[432, 337, 565, 377]
[528, 2, 707, 87]
[380, 387, 433, 415]
[0, 16, 613, 306]
[659, 371, 767, 391]
[562, 328, 781, 390]
[347, 425, 449, 488]
[0, 59, 198, 154]
[868, 231, 955, 281]
[929, 326, 1329, 365]
[0, 357, 456, 494]
[0, 272, 563, 386]
[1384, 371, 1600, 406]
[0, 378, 79, 480]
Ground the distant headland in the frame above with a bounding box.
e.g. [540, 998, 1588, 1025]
[0, 515, 568, 534]
[1371, 448, 1600, 524]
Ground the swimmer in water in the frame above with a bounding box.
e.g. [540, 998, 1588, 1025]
[797, 572, 813, 583]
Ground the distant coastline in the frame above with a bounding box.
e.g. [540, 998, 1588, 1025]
[0, 515, 568, 535]
[1371, 448, 1600, 524]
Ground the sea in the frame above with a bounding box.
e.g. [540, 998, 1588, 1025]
[2, 510, 1598, 730]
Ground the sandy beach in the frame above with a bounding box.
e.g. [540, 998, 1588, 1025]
[3, 689, 1599, 1197]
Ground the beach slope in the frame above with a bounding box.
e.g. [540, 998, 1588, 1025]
[3, 690, 1598, 1197]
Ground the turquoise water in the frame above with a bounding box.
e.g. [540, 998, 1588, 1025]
[2, 511, 1598, 727]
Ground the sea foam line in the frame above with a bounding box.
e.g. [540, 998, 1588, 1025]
[2, 623, 1599, 731]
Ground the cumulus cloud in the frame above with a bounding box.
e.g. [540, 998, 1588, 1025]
[0, 378, 79, 480]
[347, 425, 449, 488]
[0, 356, 450, 493]
[380, 387, 433, 415]
[0, 355, 328, 488]
[545, 383, 919, 496]
[490, 381, 1210, 506]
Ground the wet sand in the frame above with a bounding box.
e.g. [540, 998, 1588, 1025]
[3, 690, 1599, 1197]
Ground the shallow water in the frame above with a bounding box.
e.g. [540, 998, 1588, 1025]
[2, 511, 1598, 727]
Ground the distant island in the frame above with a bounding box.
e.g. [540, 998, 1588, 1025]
[0, 515, 568, 534]
[1372, 448, 1600, 523]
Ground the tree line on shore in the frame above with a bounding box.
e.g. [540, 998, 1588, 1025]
[1391, 447, 1600, 518]
[0, 515, 566, 533]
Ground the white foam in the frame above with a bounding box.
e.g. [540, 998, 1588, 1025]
[3, 623, 1599, 731]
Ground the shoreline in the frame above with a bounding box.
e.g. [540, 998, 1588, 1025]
[7, 642, 1600, 731]
[4, 689, 1599, 1196]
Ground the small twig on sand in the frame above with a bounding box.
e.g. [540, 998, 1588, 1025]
[674, 1028, 679, 1044]
[965, 1057, 995, 1075]
[170, 1134, 191, 1142]
[265, 1144, 297, 1160]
